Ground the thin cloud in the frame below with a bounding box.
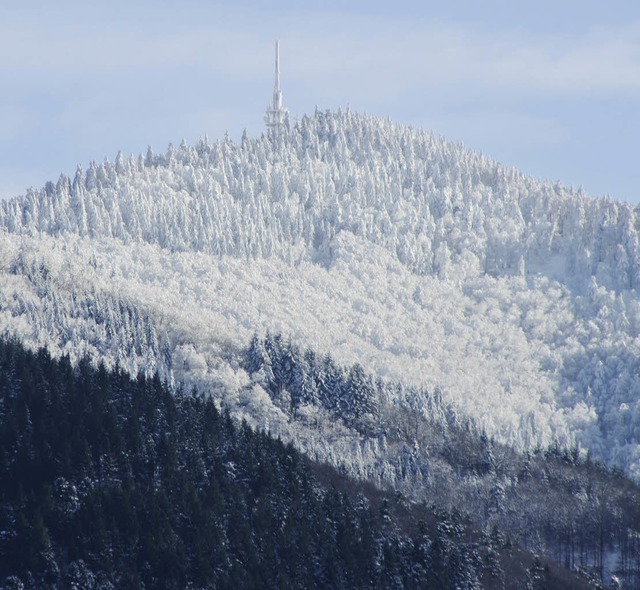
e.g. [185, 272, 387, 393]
[0, 25, 265, 77]
[0, 104, 33, 142]
[1, 10, 638, 96]
[283, 18, 640, 101]
[429, 111, 569, 150]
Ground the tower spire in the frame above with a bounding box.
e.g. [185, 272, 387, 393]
[265, 40, 287, 133]
[275, 40, 280, 93]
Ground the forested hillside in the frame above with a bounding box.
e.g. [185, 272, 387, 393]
[243, 332, 640, 586]
[1, 110, 640, 586]
[1, 111, 640, 475]
[0, 338, 598, 590]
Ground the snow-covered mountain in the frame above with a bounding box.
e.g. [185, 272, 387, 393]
[2, 109, 640, 479]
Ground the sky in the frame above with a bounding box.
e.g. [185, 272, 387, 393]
[0, 0, 639, 203]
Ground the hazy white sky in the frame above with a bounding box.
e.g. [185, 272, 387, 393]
[1, 0, 639, 202]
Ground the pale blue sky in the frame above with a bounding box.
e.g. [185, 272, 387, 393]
[1, 0, 639, 202]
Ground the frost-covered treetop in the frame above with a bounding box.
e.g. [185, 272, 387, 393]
[1, 109, 637, 292]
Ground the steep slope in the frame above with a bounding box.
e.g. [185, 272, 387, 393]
[1, 110, 639, 477]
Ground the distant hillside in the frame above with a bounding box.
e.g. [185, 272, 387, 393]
[1, 111, 640, 477]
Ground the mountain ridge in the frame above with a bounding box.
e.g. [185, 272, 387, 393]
[3, 110, 637, 293]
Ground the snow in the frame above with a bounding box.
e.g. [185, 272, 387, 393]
[1, 109, 640, 476]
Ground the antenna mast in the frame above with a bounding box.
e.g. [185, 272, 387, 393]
[265, 40, 287, 133]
